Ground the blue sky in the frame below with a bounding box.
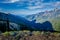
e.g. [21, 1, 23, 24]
[0, 0, 60, 16]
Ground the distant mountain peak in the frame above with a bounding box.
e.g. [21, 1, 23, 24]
[25, 8, 60, 23]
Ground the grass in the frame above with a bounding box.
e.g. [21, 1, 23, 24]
[0, 30, 60, 40]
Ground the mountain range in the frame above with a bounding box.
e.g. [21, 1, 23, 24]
[25, 8, 60, 31]
[0, 12, 55, 32]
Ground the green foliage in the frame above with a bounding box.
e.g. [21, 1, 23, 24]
[32, 31, 41, 35]
[2, 31, 10, 37]
[50, 19, 60, 31]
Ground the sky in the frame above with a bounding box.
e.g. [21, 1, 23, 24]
[0, 0, 60, 16]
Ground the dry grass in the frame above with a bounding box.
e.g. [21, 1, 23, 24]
[0, 31, 60, 40]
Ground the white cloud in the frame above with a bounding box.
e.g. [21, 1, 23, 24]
[54, 2, 60, 7]
[28, 0, 42, 6]
[10, 0, 19, 3]
[23, 0, 44, 10]
[0, 0, 60, 16]
[1, 0, 20, 3]
[27, 6, 44, 10]
[16, 0, 44, 10]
